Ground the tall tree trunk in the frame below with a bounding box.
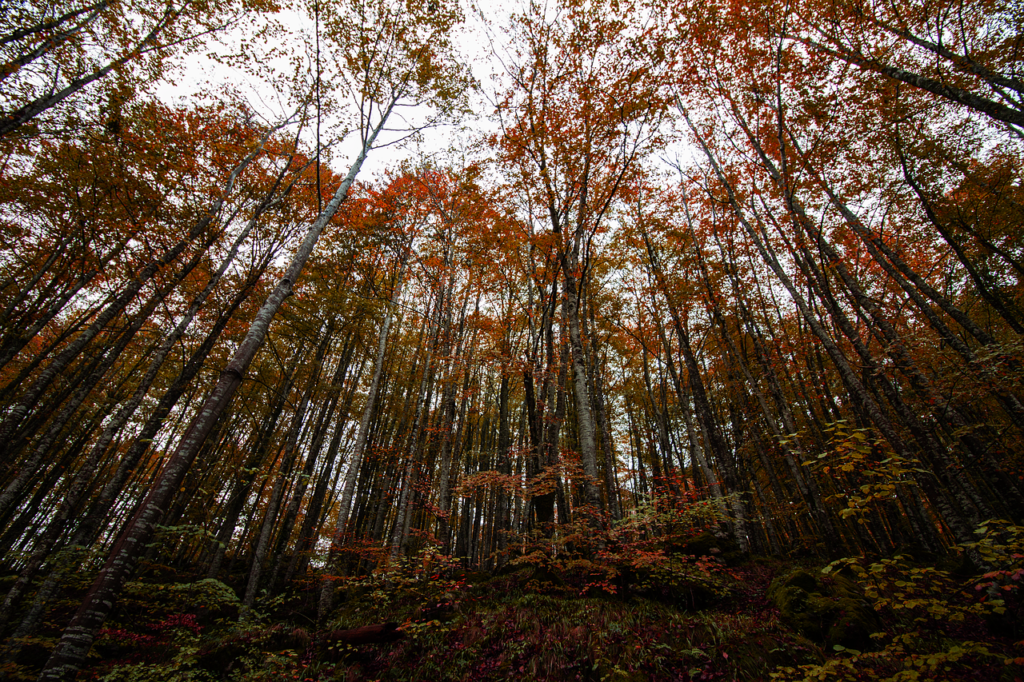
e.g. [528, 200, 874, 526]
[561, 255, 604, 519]
[639, 222, 749, 552]
[317, 254, 407, 616]
[241, 324, 334, 616]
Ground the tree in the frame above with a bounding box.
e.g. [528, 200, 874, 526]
[491, 0, 672, 530]
[36, 0, 468, 675]
[0, 0, 279, 139]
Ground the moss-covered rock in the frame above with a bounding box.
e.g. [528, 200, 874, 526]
[670, 531, 741, 562]
[673, 531, 721, 556]
[768, 568, 879, 650]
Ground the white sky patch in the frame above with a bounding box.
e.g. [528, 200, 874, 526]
[155, 0, 513, 181]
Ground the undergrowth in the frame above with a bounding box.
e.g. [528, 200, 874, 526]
[4, 511, 1024, 681]
[771, 520, 1024, 682]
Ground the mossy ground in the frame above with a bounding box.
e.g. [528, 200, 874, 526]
[314, 563, 819, 681]
[3, 550, 1023, 681]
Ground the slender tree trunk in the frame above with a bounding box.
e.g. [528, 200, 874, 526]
[639, 223, 749, 552]
[561, 257, 604, 519]
[241, 325, 333, 616]
[317, 254, 407, 616]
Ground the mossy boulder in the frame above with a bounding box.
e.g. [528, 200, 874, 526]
[195, 625, 310, 676]
[768, 568, 879, 650]
[672, 531, 721, 556]
[670, 531, 741, 560]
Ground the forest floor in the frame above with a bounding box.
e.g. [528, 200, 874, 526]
[6, 534, 1024, 681]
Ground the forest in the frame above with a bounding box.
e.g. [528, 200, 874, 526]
[1, 0, 1023, 679]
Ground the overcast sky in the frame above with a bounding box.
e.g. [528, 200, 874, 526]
[157, 0, 510, 181]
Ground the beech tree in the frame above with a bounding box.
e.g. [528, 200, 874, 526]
[0, 0, 282, 139]
[491, 0, 673, 529]
[33, 0, 469, 675]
